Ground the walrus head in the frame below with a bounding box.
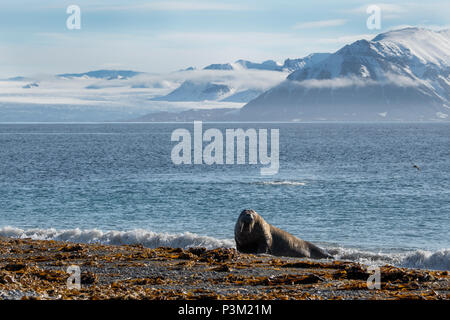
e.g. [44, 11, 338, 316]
[237, 209, 257, 233]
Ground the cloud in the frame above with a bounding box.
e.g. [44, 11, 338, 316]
[345, 3, 406, 15]
[129, 68, 288, 91]
[293, 19, 347, 30]
[0, 66, 287, 112]
[388, 24, 450, 32]
[0, 29, 377, 77]
[341, 3, 409, 20]
[291, 77, 374, 89]
[88, 1, 250, 12]
[142, 1, 248, 11]
[315, 34, 374, 45]
[290, 74, 422, 89]
[344, 2, 450, 20]
[154, 31, 295, 45]
[384, 73, 423, 87]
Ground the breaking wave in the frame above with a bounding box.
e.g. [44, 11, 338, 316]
[1, 226, 448, 270]
[254, 180, 306, 186]
[0, 226, 234, 250]
[327, 246, 450, 271]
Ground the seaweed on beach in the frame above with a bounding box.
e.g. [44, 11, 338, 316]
[0, 237, 448, 300]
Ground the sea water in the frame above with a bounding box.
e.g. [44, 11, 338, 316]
[0, 122, 449, 270]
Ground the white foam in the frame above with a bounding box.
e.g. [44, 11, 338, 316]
[400, 249, 450, 270]
[1, 226, 448, 270]
[0, 226, 234, 250]
[327, 246, 450, 271]
[255, 180, 306, 186]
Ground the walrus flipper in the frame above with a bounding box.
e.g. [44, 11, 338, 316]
[236, 241, 258, 254]
[306, 242, 333, 259]
[256, 241, 271, 254]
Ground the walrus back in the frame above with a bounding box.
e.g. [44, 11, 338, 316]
[269, 225, 331, 259]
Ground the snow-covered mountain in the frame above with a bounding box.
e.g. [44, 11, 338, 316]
[221, 89, 264, 103]
[151, 55, 329, 103]
[282, 53, 331, 72]
[235, 59, 283, 71]
[4, 27, 448, 122]
[151, 80, 231, 101]
[58, 70, 142, 80]
[203, 63, 234, 70]
[151, 81, 266, 103]
[203, 60, 282, 71]
[149, 64, 290, 102]
[202, 55, 331, 72]
[240, 28, 450, 121]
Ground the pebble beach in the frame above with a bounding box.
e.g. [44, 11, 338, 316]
[0, 236, 448, 300]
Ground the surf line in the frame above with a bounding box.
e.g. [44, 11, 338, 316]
[170, 121, 279, 175]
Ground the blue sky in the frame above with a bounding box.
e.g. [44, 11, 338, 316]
[0, 0, 448, 77]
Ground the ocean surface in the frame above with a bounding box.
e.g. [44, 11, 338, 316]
[0, 122, 449, 270]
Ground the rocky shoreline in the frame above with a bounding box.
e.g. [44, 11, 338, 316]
[0, 237, 448, 300]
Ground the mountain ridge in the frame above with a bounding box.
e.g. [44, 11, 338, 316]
[239, 27, 450, 121]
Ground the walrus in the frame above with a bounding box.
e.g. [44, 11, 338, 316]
[235, 209, 332, 259]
